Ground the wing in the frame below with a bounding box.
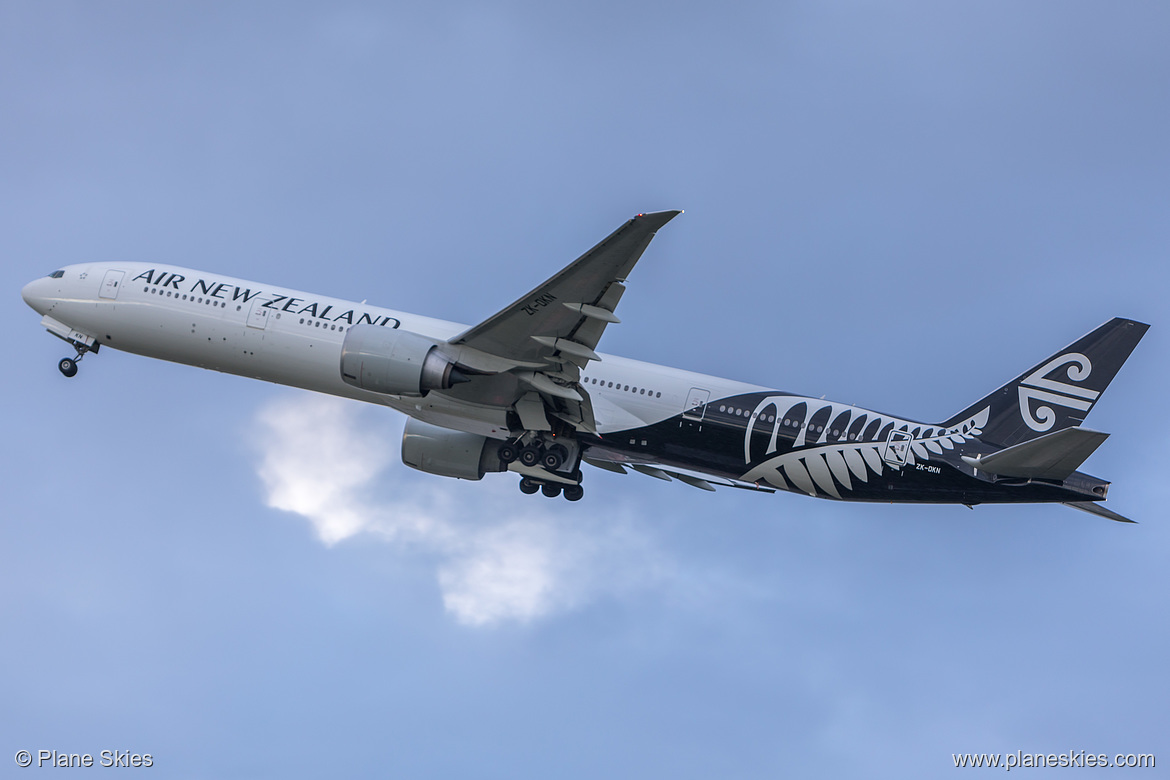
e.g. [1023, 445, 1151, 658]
[450, 210, 680, 365]
[582, 456, 777, 493]
[439, 210, 682, 432]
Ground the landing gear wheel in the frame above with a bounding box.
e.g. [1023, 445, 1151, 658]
[519, 477, 540, 495]
[519, 446, 542, 468]
[58, 357, 78, 378]
[541, 483, 562, 498]
[498, 443, 519, 465]
[541, 445, 566, 471]
[563, 484, 584, 502]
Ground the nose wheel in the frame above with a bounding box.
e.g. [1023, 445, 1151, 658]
[56, 338, 96, 378]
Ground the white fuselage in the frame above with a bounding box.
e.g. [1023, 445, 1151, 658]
[21, 262, 766, 440]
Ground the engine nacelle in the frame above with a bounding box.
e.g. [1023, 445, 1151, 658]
[401, 418, 505, 481]
[340, 325, 467, 397]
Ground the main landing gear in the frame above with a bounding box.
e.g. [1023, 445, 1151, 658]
[500, 436, 584, 501]
[518, 477, 585, 502]
[499, 440, 568, 471]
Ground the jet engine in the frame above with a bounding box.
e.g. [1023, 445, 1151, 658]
[340, 325, 469, 397]
[401, 418, 505, 481]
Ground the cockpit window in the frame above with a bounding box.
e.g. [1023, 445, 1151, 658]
[48, 270, 64, 278]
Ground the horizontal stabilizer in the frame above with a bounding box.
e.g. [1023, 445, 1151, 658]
[1063, 501, 1136, 524]
[961, 427, 1109, 480]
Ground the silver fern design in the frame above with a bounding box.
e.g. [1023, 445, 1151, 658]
[738, 399, 990, 498]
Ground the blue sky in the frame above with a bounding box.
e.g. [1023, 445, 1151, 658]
[2, 2, 1167, 776]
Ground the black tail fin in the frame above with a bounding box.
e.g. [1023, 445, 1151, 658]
[941, 318, 1148, 448]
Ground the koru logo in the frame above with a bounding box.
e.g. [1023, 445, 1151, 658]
[1017, 352, 1099, 432]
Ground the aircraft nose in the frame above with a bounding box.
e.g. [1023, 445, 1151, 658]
[22, 277, 51, 315]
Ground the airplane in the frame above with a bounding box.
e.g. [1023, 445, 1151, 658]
[21, 210, 1148, 520]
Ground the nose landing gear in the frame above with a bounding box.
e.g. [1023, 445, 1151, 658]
[57, 340, 96, 378]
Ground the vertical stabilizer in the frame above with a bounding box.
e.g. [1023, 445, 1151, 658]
[941, 318, 1148, 448]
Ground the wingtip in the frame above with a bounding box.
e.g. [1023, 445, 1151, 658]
[633, 209, 684, 227]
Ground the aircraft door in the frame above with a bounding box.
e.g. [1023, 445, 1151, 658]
[99, 270, 125, 299]
[246, 299, 270, 329]
[683, 387, 710, 421]
[882, 429, 913, 467]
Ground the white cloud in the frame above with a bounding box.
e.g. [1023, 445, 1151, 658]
[256, 396, 396, 545]
[253, 392, 667, 626]
[438, 521, 567, 626]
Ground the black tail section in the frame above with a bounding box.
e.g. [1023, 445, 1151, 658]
[941, 318, 1148, 448]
